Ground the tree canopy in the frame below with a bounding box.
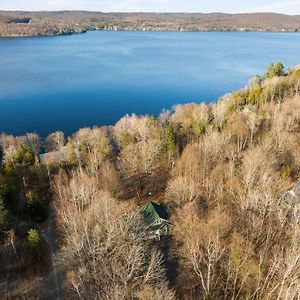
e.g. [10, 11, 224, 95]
[264, 62, 286, 79]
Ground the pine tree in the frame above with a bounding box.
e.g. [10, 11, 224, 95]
[0, 199, 12, 241]
[165, 125, 176, 153]
[264, 62, 286, 79]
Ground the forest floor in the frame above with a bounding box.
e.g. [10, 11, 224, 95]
[40, 204, 64, 299]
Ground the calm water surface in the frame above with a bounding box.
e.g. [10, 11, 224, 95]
[0, 31, 300, 136]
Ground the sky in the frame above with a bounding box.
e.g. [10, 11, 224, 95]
[0, 0, 300, 15]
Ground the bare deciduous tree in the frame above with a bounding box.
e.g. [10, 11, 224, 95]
[54, 170, 174, 299]
[46, 131, 65, 152]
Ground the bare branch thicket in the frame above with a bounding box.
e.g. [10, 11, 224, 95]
[54, 170, 174, 299]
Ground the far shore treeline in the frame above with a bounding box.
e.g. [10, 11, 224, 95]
[1, 11, 300, 37]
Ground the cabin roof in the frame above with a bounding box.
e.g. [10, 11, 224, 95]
[140, 202, 168, 226]
[39, 146, 68, 165]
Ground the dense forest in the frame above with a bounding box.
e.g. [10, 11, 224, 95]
[1, 63, 300, 299]
[1, 11, 300, 36]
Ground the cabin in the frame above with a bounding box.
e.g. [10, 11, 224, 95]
[39, 146, 68, 165]
[140, 202, 169, 241]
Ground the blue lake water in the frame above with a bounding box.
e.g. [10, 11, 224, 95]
[0, 30, 300, 137]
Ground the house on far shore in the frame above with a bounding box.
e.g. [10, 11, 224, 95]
[140, 202, 170, 241]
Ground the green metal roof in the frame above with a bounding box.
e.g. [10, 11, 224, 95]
[140, 202, 168, 226]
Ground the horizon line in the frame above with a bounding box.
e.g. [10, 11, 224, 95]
[0, 10, 299, 16]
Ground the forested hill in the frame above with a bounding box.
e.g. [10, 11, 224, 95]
[1, 11, 300, 36]
[2, 63, 300, 298]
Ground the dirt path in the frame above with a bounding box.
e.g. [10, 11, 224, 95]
[40, 205, 64, 300]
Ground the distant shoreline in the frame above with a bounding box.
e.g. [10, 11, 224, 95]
[0, 27, 299, 38]
[1, 11, 300, 37]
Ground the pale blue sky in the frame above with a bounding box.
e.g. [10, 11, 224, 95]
[0, 0, 300, 14]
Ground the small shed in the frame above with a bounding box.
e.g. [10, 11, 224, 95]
[140, 202, 169, 241]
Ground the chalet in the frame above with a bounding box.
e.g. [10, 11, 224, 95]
[140, 202, 169, 241]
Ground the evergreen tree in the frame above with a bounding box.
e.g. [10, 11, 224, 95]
[102, 138, 112, 157]
[15, 145, 35, 166]
[165, 125, 176, 153]
[264, 62, 286, 79]
[27, 228, 42, 255]
[0, 199, 12, 241]
[25, 191, 47, 222]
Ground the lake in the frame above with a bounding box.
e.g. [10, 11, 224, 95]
[1, 30, 300, 137]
